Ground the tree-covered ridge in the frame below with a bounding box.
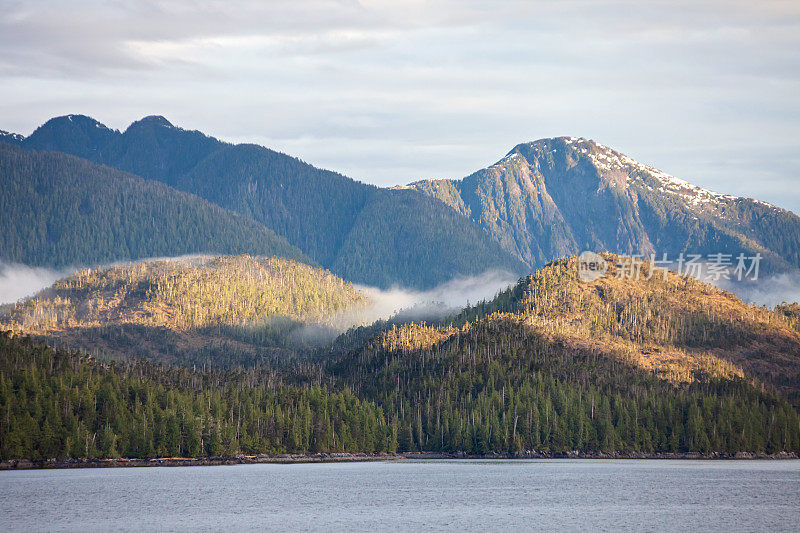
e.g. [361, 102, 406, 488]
[450, 255, 800, 403]
[373, 317, 744, 387]
[8, 115, 526, 289]
[325, 259, 800, 454]
[1, 255, 370, 367]
[0, 333, 395, 460]
[0, 143, 307, 268]
[409, 137, 800, 275]
[4, 255, 367, 331]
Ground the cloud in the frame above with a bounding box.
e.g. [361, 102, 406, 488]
[352, 269, 519, 322]
[0, 263, 74, 305]
[717, 272, 800, 308]
[291, 269, 519, 345]
[1, 0, 799, 212]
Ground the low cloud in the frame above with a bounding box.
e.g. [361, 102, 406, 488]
[351, 269, 518, 324]
[717, 271, 800, 308]
[0, 263, 75, 305]
[291, 269, 519, 345]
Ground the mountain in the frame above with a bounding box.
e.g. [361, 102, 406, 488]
[0, 255, 369, 366]
[22, 114, 119, 162]
[409, 137, 800, 274]
[446, 254, 800, 404]
[0, 143, 307, 268]
[8, 115, 527, 289]
[9, 118, 800, 287]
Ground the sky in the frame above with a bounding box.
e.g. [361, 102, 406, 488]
[1, 0, 799, 212]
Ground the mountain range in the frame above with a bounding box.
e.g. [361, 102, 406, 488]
[3, 116, 800, 293]
[0, 143, 306, 267]
[0, 115, 524, 289]
[2, 112, 800, 461]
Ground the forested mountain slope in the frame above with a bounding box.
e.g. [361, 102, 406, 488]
[0, 144, 306, 267]
[328, 256, 800, 453]
[0, 255, 368, 366]
[410, 137, 800, 274]
[0, 333, 394, 460]
[449, 255, 800, 403]
[8, 115, 526, 288]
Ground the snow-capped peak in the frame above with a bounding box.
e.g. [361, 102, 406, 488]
[496, 137, 777, 211]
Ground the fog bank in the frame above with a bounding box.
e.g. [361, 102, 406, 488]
[319, 269, 518, 334]
[717, 272, 800, 308]
[0, 263, 75, 305]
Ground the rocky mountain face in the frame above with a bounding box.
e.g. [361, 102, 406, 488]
[410, 137, 800, 274]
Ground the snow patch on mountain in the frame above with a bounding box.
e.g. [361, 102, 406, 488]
[0, 130, 24, 142]
[549, 138, 769, 210]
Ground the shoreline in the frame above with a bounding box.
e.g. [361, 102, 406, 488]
[2, 450, 798, 470]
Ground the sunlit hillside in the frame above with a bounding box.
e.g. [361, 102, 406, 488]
[1, 255, 369, 366]
[447, 255, 800, 399]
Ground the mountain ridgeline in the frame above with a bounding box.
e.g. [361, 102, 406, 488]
[5, 116, 800, 288]
[410, 137, 800, 274]
[3, 115, 525, 289]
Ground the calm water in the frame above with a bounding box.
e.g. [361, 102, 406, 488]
[1, 460, 799, 532]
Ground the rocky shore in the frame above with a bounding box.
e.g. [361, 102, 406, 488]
[2, 450, 797, 470]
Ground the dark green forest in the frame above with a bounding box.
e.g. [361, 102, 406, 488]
[0, 143, 306, 267]
[3, 310, 799, 460]
[0, 333, 395, 460]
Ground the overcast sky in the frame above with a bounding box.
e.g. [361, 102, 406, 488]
[1, 0, 799, 212]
